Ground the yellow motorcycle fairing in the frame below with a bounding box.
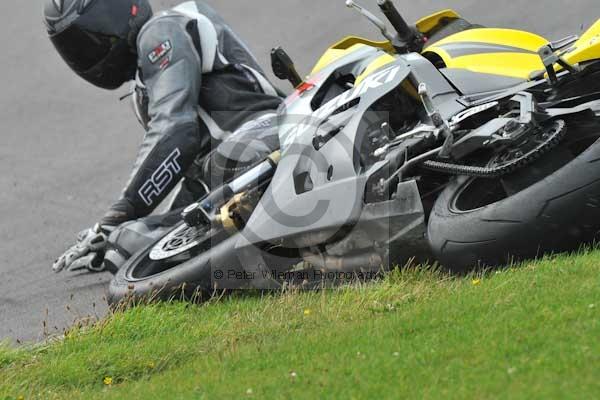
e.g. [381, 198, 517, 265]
[309, 12, 600, 95]
[415, 9, 462, 34]
[310, 36, 393, 75]
[563, 19, 600, 66]
[423, 28, 548, 80]
[354, 53, 396, 86]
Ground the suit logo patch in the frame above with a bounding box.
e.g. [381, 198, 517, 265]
[148, 40, 172, 64]
[138, 148, 182, 206]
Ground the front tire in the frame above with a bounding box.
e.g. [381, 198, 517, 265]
[428, 116, 600, 273]
[107, 223, 237, 306]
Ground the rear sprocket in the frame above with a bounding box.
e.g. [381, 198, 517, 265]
[422, 119, 567, 178]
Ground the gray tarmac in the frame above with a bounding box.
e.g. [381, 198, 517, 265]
[0, 0, 596, 343]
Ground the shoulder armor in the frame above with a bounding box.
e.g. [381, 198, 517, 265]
[172, 1, 220, 73]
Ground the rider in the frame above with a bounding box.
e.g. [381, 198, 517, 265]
[45, 0, 283, 273]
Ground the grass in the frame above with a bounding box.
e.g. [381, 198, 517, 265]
[1, 251, 599, 399]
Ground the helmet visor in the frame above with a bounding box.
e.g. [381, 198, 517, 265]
[50, 24, 117, 73]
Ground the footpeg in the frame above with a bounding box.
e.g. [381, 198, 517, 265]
[549, 35, 579, 52]
[538, 39, 580, 84]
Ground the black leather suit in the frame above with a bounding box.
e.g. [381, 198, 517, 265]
[102, 0, 282, 227]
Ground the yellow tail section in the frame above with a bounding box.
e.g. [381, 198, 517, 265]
[564, 19, 600, 65]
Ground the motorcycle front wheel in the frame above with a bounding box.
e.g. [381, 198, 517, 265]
[107, 222, 236, 306]
[107, 221, 305, 306]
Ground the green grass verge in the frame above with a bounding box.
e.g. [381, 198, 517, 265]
[1, 251, 599, 399]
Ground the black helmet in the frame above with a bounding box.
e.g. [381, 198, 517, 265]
[44, 0, 153, 90]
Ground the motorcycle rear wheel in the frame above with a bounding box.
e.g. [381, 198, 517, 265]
[428, 115, 600, 273]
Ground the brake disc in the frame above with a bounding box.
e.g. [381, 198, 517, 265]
[149, 224, 210, 261]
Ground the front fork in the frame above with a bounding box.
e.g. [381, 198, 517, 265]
[182, 151, 281, 228]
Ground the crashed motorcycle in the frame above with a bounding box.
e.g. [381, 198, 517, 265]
[108, 0, 600, 304]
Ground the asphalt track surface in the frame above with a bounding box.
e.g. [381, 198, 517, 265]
[0, 0, 597, 343]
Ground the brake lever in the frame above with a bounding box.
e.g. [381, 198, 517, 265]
[345, 0, 395, 41]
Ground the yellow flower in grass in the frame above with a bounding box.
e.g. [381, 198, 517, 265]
[103, 376, 113, 386]
[472, 279, 482, 286]
[303, 309, 312, 316]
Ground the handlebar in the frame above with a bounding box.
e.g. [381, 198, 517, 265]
[376, 0, 417, 45]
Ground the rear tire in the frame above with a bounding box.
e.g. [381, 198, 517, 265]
[428, 116, 600, 273]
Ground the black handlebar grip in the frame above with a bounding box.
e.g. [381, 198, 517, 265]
[377, 0, 414, 42]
